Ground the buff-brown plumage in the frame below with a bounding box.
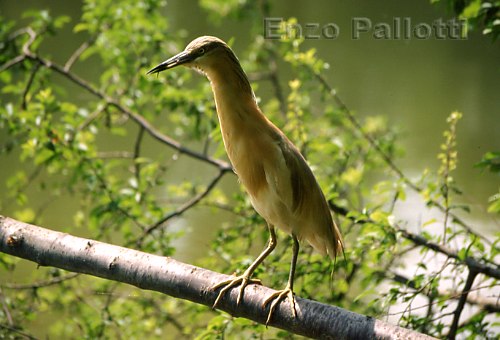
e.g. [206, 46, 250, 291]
[148, 35, 343, 323]
[183, 36, 343, 257]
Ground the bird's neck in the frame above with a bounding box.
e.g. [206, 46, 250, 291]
[201, 58, 277, 167]
[203, 59, 267, 131]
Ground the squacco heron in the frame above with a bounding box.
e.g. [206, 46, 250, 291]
[148, 36, 343, 324]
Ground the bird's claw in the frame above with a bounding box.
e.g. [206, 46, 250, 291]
[263, 287, 296, 325]
[211, 275, 261, 308]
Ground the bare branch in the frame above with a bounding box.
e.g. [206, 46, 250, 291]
[107, 101, 231, 171]
[89, 165, 147, 231]
[21, 62, 40, 110]
[0, 165, 43, 212]
[64, 37, 95, 72]
[5, 40, 231, 171]
[132, 125, 146, 190]
[0, 323, 38, 340]
[21, 27, 37, 56]
[0, 215, 436, 340]
[248, 53, 287, 117]
[313, 70, 490, 244]
[76, 102, 108, 132]
[330, 202, 500, 281]
[1, 273, 79, 290]
[388, 271, 500, 313]
[94, 151, 134, 159]
[396, 227, 500, 280]
[0, 287, 13, 326]
[136, 168, 229, 246]
[448, 269, 478, 339]
[0, 54, 26, 73]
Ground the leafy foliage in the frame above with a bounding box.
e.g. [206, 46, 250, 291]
[476, 151, 500, 214]
[0, 1, 498, 339]
[431, 0, 500, 40]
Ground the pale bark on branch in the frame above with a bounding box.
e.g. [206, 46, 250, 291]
[0, 216, 435, 340]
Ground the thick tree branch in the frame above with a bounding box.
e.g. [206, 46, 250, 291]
[6, 32, 496, 281]
[0, 216, 434, 340]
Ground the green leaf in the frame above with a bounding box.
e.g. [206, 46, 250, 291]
[475, 151, 500, 173]
[457, 247, 469, 261]
[34, 148, 55, 165]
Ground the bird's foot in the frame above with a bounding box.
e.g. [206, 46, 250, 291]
[262, 285, 296, 325]
[211, 274, 261, 309]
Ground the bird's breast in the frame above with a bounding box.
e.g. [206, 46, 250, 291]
[221, 124, 293, 231]
[223, 127, 269, 197]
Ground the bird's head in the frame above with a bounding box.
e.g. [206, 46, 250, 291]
[147, 36, 232, 76]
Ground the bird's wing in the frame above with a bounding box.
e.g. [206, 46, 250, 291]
[274, 137, 316, 213]
[266, 134, 343, 258]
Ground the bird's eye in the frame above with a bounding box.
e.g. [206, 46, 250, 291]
[199, 48, 205, 55]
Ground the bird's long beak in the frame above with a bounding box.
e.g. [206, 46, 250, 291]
[147, 50, 194, 75]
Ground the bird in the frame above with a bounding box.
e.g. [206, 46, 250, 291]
[148, 36, 343, 324]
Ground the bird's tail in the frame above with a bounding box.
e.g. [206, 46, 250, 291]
[328, 220, 344, 261]
[305, 219, 344, 261]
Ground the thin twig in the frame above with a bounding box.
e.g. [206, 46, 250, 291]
[1, 273, 79, 289]
[1, 165, 43, 212]
[0, 287, 13, 326]
[90, 165, 147, 231]
[448, 269, 478, 339]
[442, 154, 451, 244]
[313, 70, 490, 244]
[384, 280, 497, 317]
[0, 323, 38, 340]
[64, 37, 95, 72]
[423, 294, 434, 334]
[330, 201, 500, 281]
[0, 54, 26, 73]
[107, 101, 231, 171]
[266, 43, 287, 118]
[397, 259, 453, 325]
[135, 168, 229, 246]
[76, 103, 108, 132]
[396, 227, 500, 280]
[133, 125, 145, 188]
[257, 0, 286, 118]
[21, 62, 40, 110]
[388, 271, 499, 313]
[98, 282, 121, 338]
[21, 27, 37, 56]
[12, 44, 231, 171]
[6, 27, 34, 43]
[94, 151, 134, 159]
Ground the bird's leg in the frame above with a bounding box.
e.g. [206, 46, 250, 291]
[263, 234, 299, 325]
[212, 225, 277, 308]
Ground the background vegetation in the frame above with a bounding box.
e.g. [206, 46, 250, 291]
[1, 0, 498, 338]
